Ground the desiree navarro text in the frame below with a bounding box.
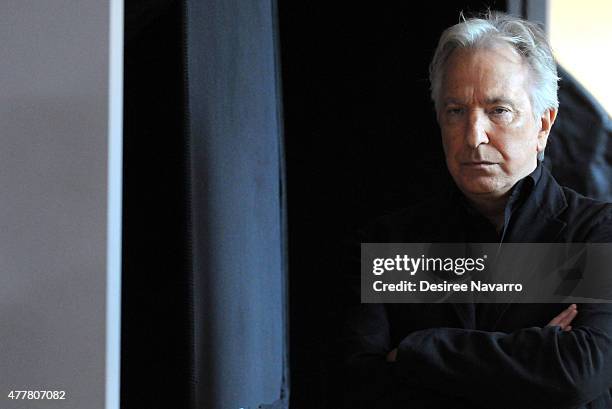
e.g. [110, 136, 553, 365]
[373, 280, 523, 292]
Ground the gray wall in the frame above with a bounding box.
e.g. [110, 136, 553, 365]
[0, 1, 121, 408]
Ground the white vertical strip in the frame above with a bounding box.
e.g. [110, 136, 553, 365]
[106, 0, 124, 408]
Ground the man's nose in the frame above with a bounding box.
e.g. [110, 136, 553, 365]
[465, 110, 490, 148]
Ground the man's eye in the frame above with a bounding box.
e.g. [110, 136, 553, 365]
[491, 107, 510, 115]
[447, 108, 464, 115]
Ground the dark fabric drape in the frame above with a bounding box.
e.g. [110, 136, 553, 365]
[123, 1, 287, 408]
[546, 65, 612, 202]
[187, 1, 288, 408]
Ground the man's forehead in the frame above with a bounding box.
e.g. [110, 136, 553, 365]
[449, 42, 525, 65]
[441, 46, 531, 106]
[442, 96, 519, 106]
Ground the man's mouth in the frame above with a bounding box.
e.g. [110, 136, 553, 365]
[460, 161, 498, 170]
[462, 161, 497, 166]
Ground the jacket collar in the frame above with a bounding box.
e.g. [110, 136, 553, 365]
[504, 162, 568, 243]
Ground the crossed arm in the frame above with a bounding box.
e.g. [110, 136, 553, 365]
[385, 304, 578, 362]
[344, 303, 612, 409]
[343, 209, 612, 408]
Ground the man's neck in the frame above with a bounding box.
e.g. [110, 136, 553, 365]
[464, 192, 510, 232]
[460, 164, 539, 232]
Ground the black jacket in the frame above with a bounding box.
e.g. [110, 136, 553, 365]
[342, 165, 612, 409]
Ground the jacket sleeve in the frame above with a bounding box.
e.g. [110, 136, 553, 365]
[341, 302, 397, 408]
[339, 225, 422, 408]
[342, 303, 485, 409]
[339, 224, 398, 408]
[394, 302, 612, 409]
[340, 227, 473, 408]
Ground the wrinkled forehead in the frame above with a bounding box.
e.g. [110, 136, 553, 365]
[441, 44, 532, 104]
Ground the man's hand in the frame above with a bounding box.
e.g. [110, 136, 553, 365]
[386, 348, 397, 362]
[547, 303, 578, 332]
[385, 304, 578, 362]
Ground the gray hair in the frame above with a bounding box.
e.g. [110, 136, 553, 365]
[429, 11, 559, 118]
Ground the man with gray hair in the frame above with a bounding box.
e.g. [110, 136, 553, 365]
[343, 11, 612, 409]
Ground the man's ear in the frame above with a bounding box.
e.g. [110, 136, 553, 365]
[537, 108, 558, 153]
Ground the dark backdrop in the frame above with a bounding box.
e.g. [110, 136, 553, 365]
[122, 2, 193, 409]
[277, 2, 507, 408]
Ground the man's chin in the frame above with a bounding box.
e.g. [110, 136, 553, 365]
[456, 178, 503, 197]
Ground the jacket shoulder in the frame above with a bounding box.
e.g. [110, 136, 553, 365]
[559, 186, 612, 242]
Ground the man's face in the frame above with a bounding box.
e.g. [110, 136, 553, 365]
[438, 45, 546, 199]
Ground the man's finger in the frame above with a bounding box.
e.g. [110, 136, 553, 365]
[548, 310, 569, 326]
[555, 306, 577, 325]
[557, 308, 578, 328]
[548, 307, 571, 326]
[386, 348, 398, 362]
[549, 304, 573, 323]
[547, 304, 577, 327]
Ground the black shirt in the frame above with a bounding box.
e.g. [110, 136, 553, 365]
[451, 162, 543, 243]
